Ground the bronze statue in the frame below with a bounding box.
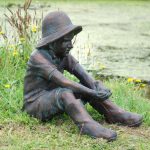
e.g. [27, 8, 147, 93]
[22, 11, 143, 141]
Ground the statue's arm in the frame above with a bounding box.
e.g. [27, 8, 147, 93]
[65, 54, 96, 89]
[65, 54, 111, 94]
[72, 63, 96, 89]
[51, 69, 109, 101]
[72, 63, 112, 97]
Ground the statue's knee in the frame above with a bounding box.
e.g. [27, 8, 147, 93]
[60, 88, 82, 106]
[60, 88, 73, 100]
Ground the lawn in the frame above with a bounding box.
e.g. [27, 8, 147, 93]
[0, 0, 150, 149]
[0, 55, 150, 149]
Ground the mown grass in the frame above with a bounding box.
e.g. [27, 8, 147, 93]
[0, 44, 150, 149]
[0, 0, 150, 149]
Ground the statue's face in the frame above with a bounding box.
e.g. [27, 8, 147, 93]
[51, 32, 74, 57]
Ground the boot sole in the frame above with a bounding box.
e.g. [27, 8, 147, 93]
[106, 117, 143, 127]
[87, 132, 117, 142]
[128, 118, 143, 127]
[107, 134, 117, 142]
[91, 134, 117, 142]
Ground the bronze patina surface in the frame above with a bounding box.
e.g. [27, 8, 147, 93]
[23, 11, 143, 141]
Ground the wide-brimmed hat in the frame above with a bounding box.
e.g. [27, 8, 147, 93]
[36, 11, 82, 48]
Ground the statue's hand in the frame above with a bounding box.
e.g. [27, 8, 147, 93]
[94, 89, 112, 101]
[94, 81, 111, 92]
[93, 81, 112, 101]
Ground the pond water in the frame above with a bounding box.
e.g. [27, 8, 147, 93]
[1, 1, 150, 80]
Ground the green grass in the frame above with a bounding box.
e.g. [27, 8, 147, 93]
[0, 0, 150, 149]
[0, 44, 150, 149]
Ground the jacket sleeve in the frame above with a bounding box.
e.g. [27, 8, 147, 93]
[28, 51, 57, 80]
[64, 54, 96, 89]
[64, 54, 112, 99]
[64, 54, 79, 74]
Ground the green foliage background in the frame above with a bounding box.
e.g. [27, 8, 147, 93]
[0, 0, 150, 149]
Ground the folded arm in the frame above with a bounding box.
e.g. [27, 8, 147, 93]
[72, 63, 96, 89]
[51, 69, 107, 100]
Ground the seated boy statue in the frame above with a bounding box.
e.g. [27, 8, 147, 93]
[22, 11, 143, 141]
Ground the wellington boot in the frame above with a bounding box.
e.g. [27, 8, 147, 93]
[65, 99, 117, 141]
[90, 100, 143, 127]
